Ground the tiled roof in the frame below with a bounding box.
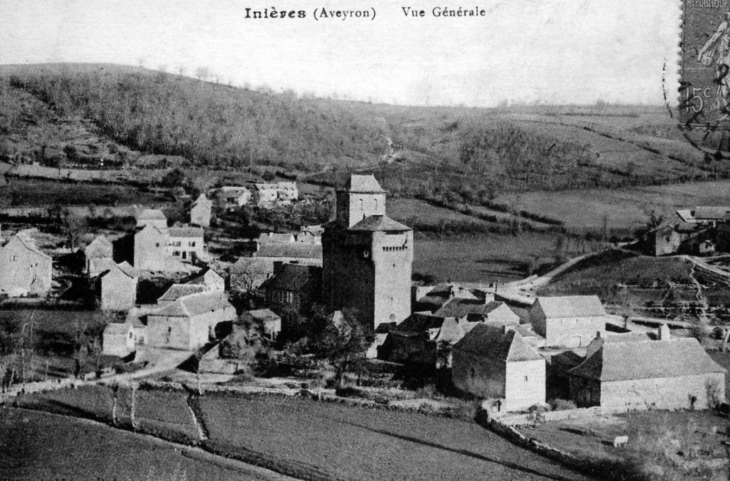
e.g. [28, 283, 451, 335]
[116, 261, 139, 279]
[248, 308, 281, 322]
[435, 299, 515, 322]
[152, 291, 233, 317]
[192, 194, 212, 207]
[257, 233, 297, 244]
[392, 313, 445, 334]
[349, 215, 411, 232]
[454, 324, 543, 362]
[13, 232, 51, 260]
[569, 338, 726, 381]
[104, 322, 132, 335]
[187, 268, 223, 285]
[169, 226, 204, 238]
[534, 296, 607, 319]
[85, 236, 113, 258]
[435, 318, 466, 344]
[344, 174, 384, 193]
[254, 243, 322, 259]
[261, 264, 321, 292]
[158, 284, 207, 303]
[138, 209, 167, 220]
[694, 206, 730, 220]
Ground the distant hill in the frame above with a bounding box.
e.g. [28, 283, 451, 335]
[0, 63, 725, 201]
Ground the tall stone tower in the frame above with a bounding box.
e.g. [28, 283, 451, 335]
[322, 175, 413, 331]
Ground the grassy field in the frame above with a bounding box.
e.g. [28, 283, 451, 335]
[496, 180, 730, 232]
[525, 409, 730, 481]
[0, 178, 163, 208]
[0, 409, 286, 481]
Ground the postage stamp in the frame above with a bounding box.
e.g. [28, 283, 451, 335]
[682, 0, 730, 126]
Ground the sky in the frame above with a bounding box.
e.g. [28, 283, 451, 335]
[0, 0, 682, 107]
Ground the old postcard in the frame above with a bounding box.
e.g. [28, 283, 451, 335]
[1, 1, 729, 480]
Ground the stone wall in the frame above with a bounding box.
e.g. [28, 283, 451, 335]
[452, 350, 506, 400]
[505, 359, 546, 411]
[600, 373, 725, 411]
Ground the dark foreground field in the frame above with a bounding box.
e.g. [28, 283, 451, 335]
[12, 387, 591, 481]
[0, 408, 293, 481]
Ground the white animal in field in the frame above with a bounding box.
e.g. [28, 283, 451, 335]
[613, 435, 629, 448]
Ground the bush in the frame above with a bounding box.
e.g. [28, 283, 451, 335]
[549, 398, 577, 411]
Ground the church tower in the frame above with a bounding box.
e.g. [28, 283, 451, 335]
[323, 175, 413, 332]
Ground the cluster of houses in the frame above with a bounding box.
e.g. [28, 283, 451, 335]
[647, 206, 730, 256]
[213, 182, 299, 211]
[1, 174, 726, 416]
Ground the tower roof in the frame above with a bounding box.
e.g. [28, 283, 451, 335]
[343, 174, 385, 193]
[349, 215, 411, 232]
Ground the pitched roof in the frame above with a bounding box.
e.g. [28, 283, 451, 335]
[138, 209, 167, 221]
[568, 338, 726, 381]
[435, 318, 467, 344]
[261, 264, 321, 292]
[104, 322, 132, 335]
[253, 243, 322, 259]
[152, 291, 233, 317]
[11, 232, 51, 260]
[535, 296, 607, 319]
[392, 313, 445, 334]
[158, 284, 207, 303]
[257, 232, 297, 244]
[85, 236, 113, 258]
[694, 206, 730, 220]
[169, 226, 204, 238]
[187, 268, 223, 285]
[117, 261, 138, 278]
[349, 215, 411, 232]
[435, 299, 514, 321]
[454, 324, 543, 362]
[344, 174, 385, 193]
[192, 194, 212, 207]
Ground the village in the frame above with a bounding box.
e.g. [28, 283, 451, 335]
[2, 171, 730, 440]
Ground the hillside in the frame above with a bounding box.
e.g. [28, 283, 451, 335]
[0, 63, 725, 203]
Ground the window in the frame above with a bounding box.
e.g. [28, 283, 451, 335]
[155, 243, 160, 248]
[190, 242, 196, 247]
[524, 376, 529, 382]
[470, 367, 476, 379]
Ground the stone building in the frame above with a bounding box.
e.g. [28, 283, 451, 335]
[157, 284, 208, 306]
[0, 231, 52, 297]
[84, 236, 114, 276]
[102, 322, 135, 357]
[190, 194, 213, 227]
[230, 243, 322, 293]
[147, 291, 237, 351]
[215, 186, 252, 209]
[569, 330, 726, 410]
[247, 308, 282, 340]
[530, 295, 608, 348]
[252, 183, 280, 206]
[651, 225, 682, 256]
[186, 267, 225, 291]
[452, 324, 546, 412]
[276, 182, 298, 203]
[262, 264, 322, 314]
[322, 175, 413, 331]
[133, 224, 170, 271]
[167, 226, 205, 263]
[97, 261, 138, 311]
[434, 299, 520, 326]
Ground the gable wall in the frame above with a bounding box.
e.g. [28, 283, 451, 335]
[452, 349, 506, 400]
[0, 239, 52, 295]
[600, 373, 726, 411]
[505, 359, 546, 411]
[544, 317, 606, 348]
[147, 315, 192, 350]
[100, 272, 137, 311]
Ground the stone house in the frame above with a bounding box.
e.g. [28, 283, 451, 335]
[147, 291, 237, 351]
[261, 264, 322, 314]
[651, 225, 682, 256]
[136, 208, 168, 229]
[413, 284, 481, 313]
[190, 194, 213, 227]
[253, 183, 280, 206]
[434, 299, 520, 326]
[530, 295, 608, 348]
[276, 182, 298, 203]
[97, 261, 138, 311]
[568, 329, 726, 410]
[247, 308, 282, 339]
[167, 226, 205, 263]
[0, 231, 52, 297]
[102, 322, 135, 357]
[215, 186, 252, 209]
[229, 243, 322, 293]
[452, 324, 546, 412]
[322, 175, 413, 331]
[186, 267, 225, 291]
[382, 313, 443, 365]
[84, 236, 114, 276]
[133, 224, 170, 271]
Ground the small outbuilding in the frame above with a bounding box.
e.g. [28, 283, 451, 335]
[102, 322, 135, 357]
[190, 194, 213, 227]
[98, 261, 139, 311]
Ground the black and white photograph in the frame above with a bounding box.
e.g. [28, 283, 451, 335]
[3, 1, 730, 480]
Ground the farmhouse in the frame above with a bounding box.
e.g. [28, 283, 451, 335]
[133, 224, 170, 270]
[97, 261, 138, 311]
[102, 322, 135, 357]
[434, 299, 520, 325]
[262, 264, 322, 313]
[568, 330, 726, 411]
[413, 284, 481, 312]
[190, 194, 213, 227]
[0, 231, 52, 297]
[136, 208, 168, 229]
[147, 291, 237, 350]
[253, 183, 279, 206]
[231, 243, 322, 291]
[529, 295, 608, 348]
[84, 235, 114, 276]
[215, 186, 252, 209]
[186, 267, 225, 291]
[167, 226, 205, 263]
[322, 175, 413, 331]
[276, 181, 298, 203]
[382, 313, 443, 364]
[676, 206, 730, 225]
[452, 324, 546, 412]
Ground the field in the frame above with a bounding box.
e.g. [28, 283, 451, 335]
[496, 180, 730, 232]
[12, 386, 590, 481]
[525, 409, 730, 481]
[0, 409, 289, 481]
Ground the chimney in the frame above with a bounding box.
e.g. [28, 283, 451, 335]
[273, 261, 283, 274]
[483, 292, 495, 305]
[596, 331, 602, 339]
[659, 324, 671, 341]
[449, 285, 456, 299]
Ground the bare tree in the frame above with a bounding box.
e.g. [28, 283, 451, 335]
[195, 67, 210, 83]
